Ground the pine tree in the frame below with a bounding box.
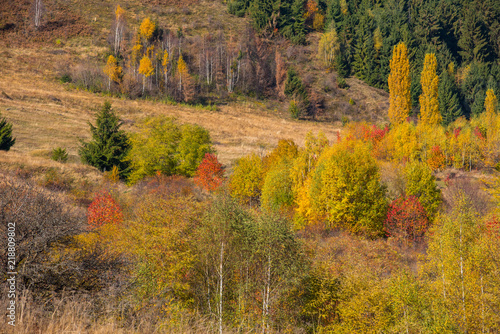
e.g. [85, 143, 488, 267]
[0, 113, 15, 151]
[388, 42, 412, 125]
[419, 53, 441, 126]
[79, 102, 130, 176]
[438, 70, 463, 126]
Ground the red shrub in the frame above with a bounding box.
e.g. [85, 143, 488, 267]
[194, 153, 224, 192]
[87, 189, 123, 229]
[384, 195, 429, 244]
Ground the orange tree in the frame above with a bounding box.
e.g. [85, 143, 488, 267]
[87, 189, 123, 230]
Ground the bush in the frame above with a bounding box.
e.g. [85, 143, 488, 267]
[127, 116, 213, 184]
[51, 147, 68, 162]
[337, 76, 349, 89]
[384, 196, 429, 244]
[41, 168, 74, 191]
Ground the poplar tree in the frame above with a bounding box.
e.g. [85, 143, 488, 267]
[388, 42, 412, 125]
[419, 53, 441, 126]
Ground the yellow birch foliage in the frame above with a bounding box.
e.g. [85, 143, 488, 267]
[103, 55, 122, 83]
[139, 18, 155, 40]
[419, 54, 441, 126]
[485, 89, 498, 118]
[131, 33, 142, 69]
[385, 121, 419, 162]
[177, 54, 187, 77]
[318, 28, 339, 69]
[162, 50, 169, 70]
[388, 42, 411, 125]
[138, 55, 154, 78]
[115, 4, 125, 20]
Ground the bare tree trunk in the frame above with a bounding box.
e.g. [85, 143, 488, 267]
[218, 241, 224, 334]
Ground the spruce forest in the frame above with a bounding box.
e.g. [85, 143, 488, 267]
[0, 0, 499, 332]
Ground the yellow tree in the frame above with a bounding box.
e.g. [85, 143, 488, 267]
[318, 27, 339, 69]
[130, 32, 142, 76]
[112, 5, 126, 55]
[485, 89, 498, 119]
[139, 17, 155, 41]
[103, 55, 122, 90]
[388, 42, 411, 125]
[162, 50, 170, 92]
[176, 54, 193, 101]
[138, 55, 154, 94]
[419, 53, 441, 126]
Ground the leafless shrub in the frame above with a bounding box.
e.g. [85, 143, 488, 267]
[71, 61, 105, 92]
[443, 177, 492, 215]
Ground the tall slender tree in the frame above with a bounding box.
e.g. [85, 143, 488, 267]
[419, 53, 441, 126]
[388, 42, 412, 125]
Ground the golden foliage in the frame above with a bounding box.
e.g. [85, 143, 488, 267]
[138, 55, 154, 78]
[103, 55, 122, 83]
[485, 89, 498, 118]
[388, 42, 411, 125]
[419, 54, 441, 126]
[115, 4, 125, 20]
[139, 17, 155, 40]
[318, 28, 339, 69]
[177, 54, 188, 76]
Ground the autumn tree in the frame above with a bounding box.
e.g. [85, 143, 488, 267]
[110, 5, 126, 55]
[87, 189, 123, 230]
[309, 140, 387, 236]
[318, 27, 339, 69]
[484, 89, 498, 118]
[127, 116, 213, 184]
[194, 153, 224, 192]
[138, 55, 154, 94]
[419, 54, 441, 126]
[176, 54, 194, 101]
[388, 42, 411, 125]
[404, 161, 441, 221]
[139, 17, 155, 42]
[79, 102, 130, 177]
[103, 55, 122, 90]
[229, 153, 264, 206]
[0, 113, 15, 151]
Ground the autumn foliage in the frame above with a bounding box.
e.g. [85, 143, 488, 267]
[384, 195, 429, 244]
[87, 189, 123, 229]
[388, 42, 411, 125]
[194, 153, 224, 192]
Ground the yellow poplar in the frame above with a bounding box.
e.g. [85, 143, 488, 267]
[388, 42, 411, 125]
[419, 53, 441, 126]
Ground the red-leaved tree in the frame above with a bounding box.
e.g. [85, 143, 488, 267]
[194, 153, 224, 192]
[87, 189, 123, 229]
[384, 195, 429, 244]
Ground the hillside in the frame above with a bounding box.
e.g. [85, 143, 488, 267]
[1, 0, 500, 333]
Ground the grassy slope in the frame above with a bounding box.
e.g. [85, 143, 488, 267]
[0, 0, 389, 176]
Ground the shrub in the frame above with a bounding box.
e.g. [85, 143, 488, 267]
[127, 116, 213, 184]
[229, 153, 264, 205]
[337, 76, 349, 89]
[51, 147, 68, 162]
[384, 195, 429, 244]
[87, 189, 123, 230]
[194, 153, 224, 192]
[41, 168, 73, 191]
